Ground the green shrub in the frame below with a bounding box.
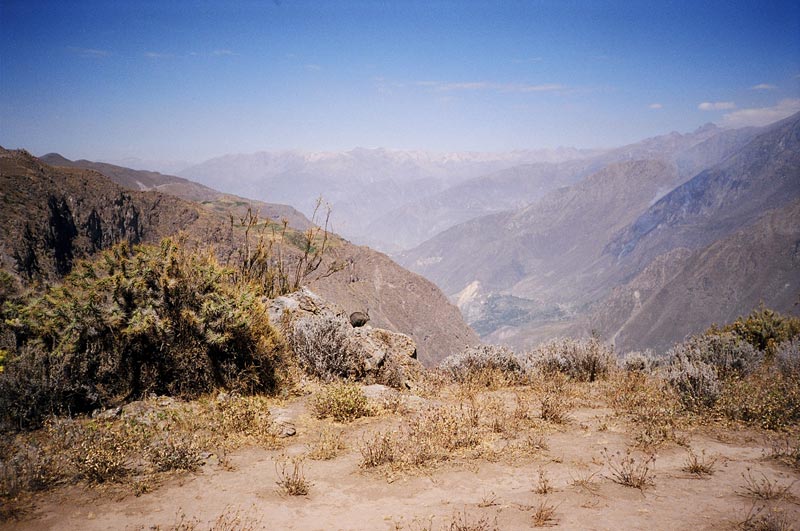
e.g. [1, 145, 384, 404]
[0, 239, 287, 429]
[310, 381, 371, 422]
[708, 305, 800, 356]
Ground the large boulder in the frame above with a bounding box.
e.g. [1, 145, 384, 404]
[269, 288, 422, 387]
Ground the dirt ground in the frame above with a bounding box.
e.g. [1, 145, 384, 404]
[2, 384, 799, 531]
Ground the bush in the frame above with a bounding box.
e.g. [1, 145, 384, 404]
[666, 352, 720, 410]
[716, 369, 800, 430]
[525, 337, 616, 382]
[287, 314, 365, 380]
[0, 239, 287, 429]
[620, 350, 659, 373]
[669, 333, 763, 381]
[709, 305, 800, 355]
[439, 345, 522, 383]
[775, 338, 800, 377]
[310, 381, 371, 422]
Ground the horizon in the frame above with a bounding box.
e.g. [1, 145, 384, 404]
[2, 0, 799, 166]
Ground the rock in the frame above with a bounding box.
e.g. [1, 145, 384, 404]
[361, 384, 393, 400]
[91, 406, 122, 420]
[268, 286, 346, 324]
[277, 424, 297, 438]
[353, 327, 417, 371]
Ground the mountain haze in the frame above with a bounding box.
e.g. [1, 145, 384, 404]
[400, 114, 800, 353]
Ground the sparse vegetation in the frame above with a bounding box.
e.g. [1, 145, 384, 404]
[531, 500, 558, 527]
[682, 448, 716, 476]
[275, 456, 311, 496]
[737, 469, 795, 501]
[307, 426, 346, 460]
[440, 345, 523, 385]
[602, 447, 656, 489]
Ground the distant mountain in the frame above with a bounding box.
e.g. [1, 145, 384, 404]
[399, 113, 800, 353]
[367, 123, 760, 252]
[178, 147, 601, 249]
[1, 148, 478, 365]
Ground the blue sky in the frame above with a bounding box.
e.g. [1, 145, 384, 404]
[1, 0, 799, 164]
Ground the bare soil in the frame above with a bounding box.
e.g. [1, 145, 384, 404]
[3, 386, 799, 531]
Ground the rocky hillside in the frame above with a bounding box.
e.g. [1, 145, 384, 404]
[39, 154, 312, 230]
[1, 148, 477, 365]
[400, 113, 800, 353]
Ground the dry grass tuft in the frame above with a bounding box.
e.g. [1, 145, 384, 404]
[534, 468, 554, 494]
[739, 503, 794, 531]
[275, 455, 311, 496]
[359, 432, 396, 468]
[737, 469, 795, 501]
[307, 426, 346, 460]
[602, 447, 656, 489]
[540, 377, 572, 424]
[531, 500, 559, 527]
[682, 448, 716, 476]
[446, 508, 498, 531]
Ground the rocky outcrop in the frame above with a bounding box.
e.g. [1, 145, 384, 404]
[269, 288, 423, 387]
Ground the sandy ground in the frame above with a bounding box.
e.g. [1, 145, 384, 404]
[3, 389, 799, 531]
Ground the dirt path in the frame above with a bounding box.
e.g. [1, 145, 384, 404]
[4, 392, 799, 530]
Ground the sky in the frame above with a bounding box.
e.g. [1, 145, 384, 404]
[1, 0, 799, 165]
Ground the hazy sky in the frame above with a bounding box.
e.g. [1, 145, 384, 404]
[1, 0, 799, 164]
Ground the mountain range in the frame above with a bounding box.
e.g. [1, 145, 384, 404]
[399, 112, 800, 353]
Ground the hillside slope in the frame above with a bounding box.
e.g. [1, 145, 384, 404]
[1, 148, 477, 365]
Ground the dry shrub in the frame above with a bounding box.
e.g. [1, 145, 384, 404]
[540, 376, 572, 424]
[775, 338, 800, 377]
[148, 434, 201, 472]
[359, 432, 396, 468]
[440, 345, 523, 387]
[68, 424, 129, 483]
[739, 503, 794, 531]
[716, 369, 800, 430]
[620, 350, 660, 373]
[311, 381, 371, 422]
[769, 436, 800, 470]
[737, 469, 795, 501]
[602, 447, 656, 489]
[606, 372, 685, 447]
[275, 456, 311, 496]
[287, 314, 366, 380]
[666, 353, 720, 410]
[211, 395, 277, 445]
[534, 468, 554, 494]
[526, 337, 615, 382]
[307, 426, 345, 460]
[682, 448, 716, 476]
[360, 403, 482, 470]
